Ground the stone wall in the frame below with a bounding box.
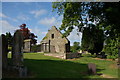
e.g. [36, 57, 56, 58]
[64, 53, 81, 59]
[44, 53, 81, 59]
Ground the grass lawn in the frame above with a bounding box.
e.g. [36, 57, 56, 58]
[15, 53, 118, 78]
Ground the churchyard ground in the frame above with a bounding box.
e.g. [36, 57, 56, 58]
[8, 52, 118, 78]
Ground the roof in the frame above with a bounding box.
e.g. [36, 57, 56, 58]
[40, 26, 70, 43]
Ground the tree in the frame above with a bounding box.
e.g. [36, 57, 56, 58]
[71, 42, 80, 53]
[18, 24, 37, 45]
[5, 32, 13, 47]
[5, 32, 13, 51]
[52, 2, 119, 37]
[52, 2, 119, 57]
[81, 24, 104, 55]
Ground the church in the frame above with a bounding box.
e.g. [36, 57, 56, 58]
[40, 26, 70, 53]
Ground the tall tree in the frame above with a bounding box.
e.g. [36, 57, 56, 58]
[52, 2, 119, 56]
[81, 24, 104, 55]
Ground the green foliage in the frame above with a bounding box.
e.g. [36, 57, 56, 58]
[71, 42, 80, 53]
[53, 2, 82, 37]
[81, 24, 104, 55]
[52, 2, 120, 58]
[31, 45, 41, 52]
[5, 32, 13, 47]
[103, 38, 118, 59]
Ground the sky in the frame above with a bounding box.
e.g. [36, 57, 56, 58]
[1, 2, 82, 46]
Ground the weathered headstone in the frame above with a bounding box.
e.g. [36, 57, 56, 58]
[12, 30, 28, 77]
[1, 34, 8, 69]
[12, 30, 24, 67]
[23, 39, 31, 53]
[88, 63, 96, 75]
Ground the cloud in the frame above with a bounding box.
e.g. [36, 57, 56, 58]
[41, 31, 47, 34]
[38, 15, 63, 28]
[30, 27, 41, 36]
[30, 9, 47, 18]
[17, 14, 30, 21]
[38, 17, 56, 26]
[30, 27, 46, 44]
[0, 13, 8, 18]
[0, 12, 18, 22]
[0, 20, 18, 34]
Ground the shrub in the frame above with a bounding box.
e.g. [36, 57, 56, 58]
[103, 38, 118, 59]
[31, 45, 41, 52]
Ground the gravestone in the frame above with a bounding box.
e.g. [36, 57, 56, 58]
[1, 34, 8, 69]
[23, 39, 31, 53]
[88, 63, 96, 75]
[12, 30, 24, 67]
[12, 30, 28, 77]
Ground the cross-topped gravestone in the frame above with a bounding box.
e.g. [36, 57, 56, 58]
[12, 30, 24, 67]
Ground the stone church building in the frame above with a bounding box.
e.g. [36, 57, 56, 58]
[40, 26, 70, 53]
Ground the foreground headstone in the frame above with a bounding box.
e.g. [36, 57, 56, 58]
[1, 34, 8, 69]
[12, 30, 24, 67]
[12, 30, 28, 77]
[88, 63, 96, 75]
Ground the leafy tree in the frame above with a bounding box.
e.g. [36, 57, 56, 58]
[71, 42, 80, 53]
[52, 2, 119, 38]
[103, 38, 118, 59]
[18, 24, 37, 45]
[81, 24, 104, 55]
[52, 2, 119, 57]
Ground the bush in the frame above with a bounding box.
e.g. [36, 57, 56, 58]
[103, 38, 118, 59]
[31, 45, 41, 52]
[107, 55, 116, 60]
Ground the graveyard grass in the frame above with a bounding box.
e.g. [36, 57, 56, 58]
[8, 53, 118, 78]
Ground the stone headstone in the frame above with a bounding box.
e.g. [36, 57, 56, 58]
[23, 39, 31, 53]
[88, 63, 96, 75]
[1, 34, 8, 69]
[12, 30, 24, 67]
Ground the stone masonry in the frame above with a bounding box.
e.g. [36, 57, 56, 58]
[40, 26, 70, 53]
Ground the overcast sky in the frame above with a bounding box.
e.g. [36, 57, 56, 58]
[1, 2, 82, 46]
